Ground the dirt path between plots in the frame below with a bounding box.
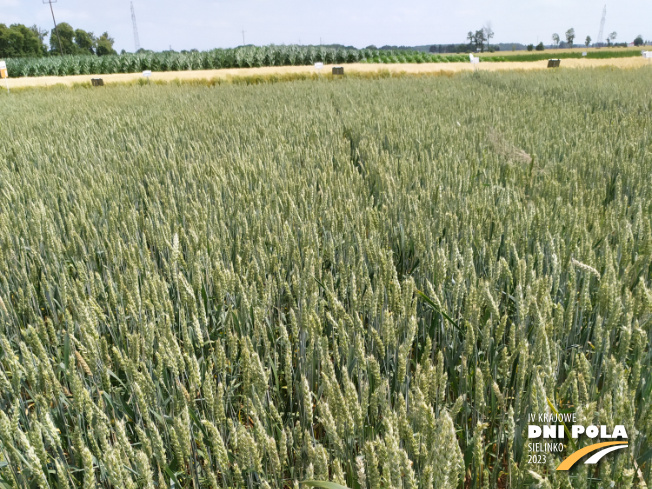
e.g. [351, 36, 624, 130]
[4, 57, 651, 88]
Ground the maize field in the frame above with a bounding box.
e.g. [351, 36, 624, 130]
[4, 46, 645, 79]
[0, 68, 650, 488]
[4, 47, 483, 78]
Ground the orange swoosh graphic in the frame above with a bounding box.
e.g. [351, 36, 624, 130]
[556, 441, 628, 470]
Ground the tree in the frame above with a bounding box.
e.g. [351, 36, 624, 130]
[483, 23, 495, 49]
[535, 42, 545, 51]
[527, 44, 534, 51]
[467, 31, 476, 50]
[48, 23, 116, 56]
[29, 25, 48, 53]
[0, 23, 47, 58]
[552, 33, 560, 47]
[467, 30, 483, 52]
[634, 35, 644, 47]
[74, 29, 95, 55]
[95, 32, 117, 56]
[565, 28, 575, 48]
[607, 31, 617, 46]
[585, 36, 591, 47]
[50, 22, 75, 55]
[467, 26, 493, 53]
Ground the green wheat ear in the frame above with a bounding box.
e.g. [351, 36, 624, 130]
[0, 68, 649, 488]
[302, 481, 351, 489]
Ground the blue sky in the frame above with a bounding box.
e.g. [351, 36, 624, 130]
[0, 0, 648, 52]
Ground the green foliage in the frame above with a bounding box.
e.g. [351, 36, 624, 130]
[0, 23, 46, 58]
[74, 29, 95, 55]
[95, 32, 117, 56]
[2, 47, 496, 78]
[49, 22, 75, 55]
[47, 23, 115, 56]
[467, 26, 494, 53]
[2, 44, 646, 79]
[0, 69, 650, 489]
[485, 49, 643, 63]
[565, 28, 575, 48]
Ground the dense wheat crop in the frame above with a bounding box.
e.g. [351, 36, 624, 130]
[0, 68, 651, 489]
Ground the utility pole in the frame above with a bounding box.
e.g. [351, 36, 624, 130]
[43, 0, 64, 55]
[131, 1, 141, 52]
[597, 5, 606, 45]
[242, 29, 246, 45]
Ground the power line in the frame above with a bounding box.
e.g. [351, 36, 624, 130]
[43, 0, 64, 55]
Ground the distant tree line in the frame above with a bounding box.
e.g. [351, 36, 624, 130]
[48, 23, 116, 56]
[0, 22, 116, 58]
[428, 43, 501, 54]
[548, 29, 645, 49]
[427, 25, 502, 54]
[0, 24, 46, 57]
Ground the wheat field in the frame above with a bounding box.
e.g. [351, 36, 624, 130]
[0, 68, 650, 488]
